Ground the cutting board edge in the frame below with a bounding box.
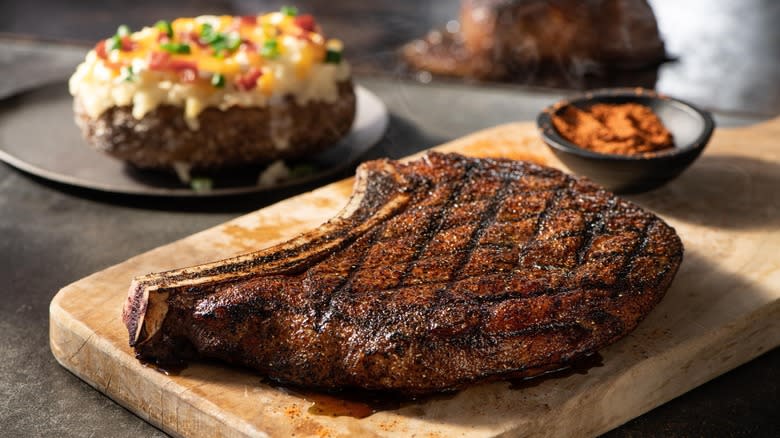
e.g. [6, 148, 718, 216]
[582, 298, 780, 438]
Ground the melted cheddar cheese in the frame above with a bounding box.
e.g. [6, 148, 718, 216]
[69, 12, 350, 129]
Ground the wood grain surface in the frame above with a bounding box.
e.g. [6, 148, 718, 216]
[50, 118, 780, 438]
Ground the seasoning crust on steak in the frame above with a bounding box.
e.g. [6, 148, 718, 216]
[123, 152, 683, 395]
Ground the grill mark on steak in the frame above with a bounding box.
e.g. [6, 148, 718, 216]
[515, 181, 571, 271]
[396, 162, 477, 287]
[448, 178, 513, 284]
[573, 197, 615, 267]
[320, 161, 479, 335]
[123, 152, 683, 395]
[315, 225, 388, 332]
[613, 218, 653, 291]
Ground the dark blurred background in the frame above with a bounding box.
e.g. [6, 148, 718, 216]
[2, 0, 779, 116]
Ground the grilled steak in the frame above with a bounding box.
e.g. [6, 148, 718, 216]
[123, 152, 683, 395]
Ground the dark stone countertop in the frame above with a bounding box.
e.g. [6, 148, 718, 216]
[1, 1, 779, 436]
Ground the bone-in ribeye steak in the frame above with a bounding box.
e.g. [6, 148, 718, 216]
[123, 152, 683, 395]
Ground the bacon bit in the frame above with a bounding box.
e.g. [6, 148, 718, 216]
[148, 51, 171, 70]
[292, 28, 314, 42]
[227, 16, 257, 32]
[95, 40, 108, 59]
[287, 23, 312, 41]
[240, 39, 257, 52]
[235, 67, 263, 91]
[294, 14, 317, 32]
[95, 40, 124, 69]
[178, 31, 208, 48]
[239, 15, 258, 26]
[148, 51, 199, 78]
[120, 35, 135, 51]
[169, 59, 198, 72]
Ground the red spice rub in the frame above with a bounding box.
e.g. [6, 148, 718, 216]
[552, 103, 674, 155]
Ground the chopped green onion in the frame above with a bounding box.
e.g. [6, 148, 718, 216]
[159, 42, 191, 54]
[117, 24, 131, 37]
[190, 177, 213, 192]
[261, 39, 280, 59]
[211, 73, 225, 88]
[210, 38, 229, 55]
[155, 20, 173, 37]
[281, 6, 298, 17]
[201, 24, 242, 57]
[121, 65, 136, 82]
[226, 34, 242, 50]
[107, 35, 122, 51]
[325, 48, 342, 64]
[200, 23, 218, 43]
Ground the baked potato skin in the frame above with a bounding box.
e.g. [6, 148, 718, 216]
[73, 81, 356, 171]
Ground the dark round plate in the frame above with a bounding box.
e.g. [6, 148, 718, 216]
[0, 81, 388, 197]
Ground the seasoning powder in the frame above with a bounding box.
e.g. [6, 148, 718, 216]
[552, 103, 674, 155]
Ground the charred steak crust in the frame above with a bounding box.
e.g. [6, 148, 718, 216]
[74, 81, 356, 171]
[123, 152, 683, 395]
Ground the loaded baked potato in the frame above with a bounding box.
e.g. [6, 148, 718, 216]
[69, 9, 355, 171]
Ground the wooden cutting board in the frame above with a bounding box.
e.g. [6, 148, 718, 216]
[50, 117, 780, 438]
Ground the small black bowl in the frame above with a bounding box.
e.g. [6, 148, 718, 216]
[537, 88, 715, 193]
